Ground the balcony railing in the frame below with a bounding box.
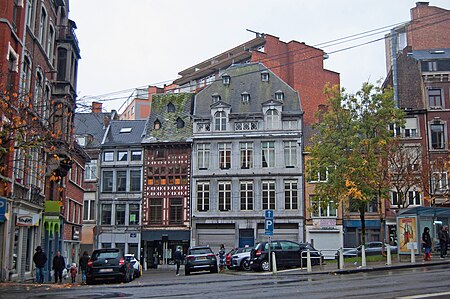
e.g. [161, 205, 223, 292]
[57, 25, 80, 53]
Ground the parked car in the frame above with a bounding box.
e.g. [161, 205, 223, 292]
[225, 248, 237, 270]
[125, 253, 142, 278]
[185, 246, 218, 275]
[86, 248, 133, 284]
[336, 242, 398, 258]
[231, 247, 253, 270]
[250, 240, 323, 271]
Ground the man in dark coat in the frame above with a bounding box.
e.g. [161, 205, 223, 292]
[52, 251, 65, 284]
[173, 247, 182, 276]
[439, 225, 449, 258]
[78, 251, 90, 284]
[33, 246, 47, 283]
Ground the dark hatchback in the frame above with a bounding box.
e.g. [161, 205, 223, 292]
[86, 248, 133, 284]
[185, 246, 218, 275]
[250, 240, 323, 271]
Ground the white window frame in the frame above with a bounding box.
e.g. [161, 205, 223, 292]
[284, 141, 297, 167]
[262, 180, 276, 210]
[197, 143, 210, 170]
[266, 109, 280, 130]
[240, 181, 253, 210]
[218, 181, 231, 211]
[262, 141, 275, 168]
[214, 111, 227, 131]
[197, 182, 210, 212]
[284, 180, 298, 210]
[240, 142, 253, 169]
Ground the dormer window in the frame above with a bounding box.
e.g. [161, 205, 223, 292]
[212, 93, 221, 102]
[261, 71, 269, 82]
[222, 75, 230, 85]
[275, 90, 284, 101]
[241, 92, 250, 103]
[154, 119, 161, 130]
[214, 111, 227, 131]
[167, 102, 175, 113]
[176, 117, 185, 129]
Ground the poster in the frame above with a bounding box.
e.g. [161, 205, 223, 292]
[397, 216, 418, 254]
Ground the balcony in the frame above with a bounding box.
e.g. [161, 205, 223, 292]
[56, 22, 80, 55]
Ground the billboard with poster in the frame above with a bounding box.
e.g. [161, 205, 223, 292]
[397, 216, 418, 254]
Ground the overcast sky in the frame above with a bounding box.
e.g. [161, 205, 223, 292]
[69, 0, 449, 112]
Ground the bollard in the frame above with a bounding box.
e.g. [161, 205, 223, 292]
[386, 244, 391, 265]
[307, 249, 312, 272]
[339, 247, 344, 270]
[410, 244, 416, 263]
[272, 252, 277, 275]
[361, 245, 366, 267]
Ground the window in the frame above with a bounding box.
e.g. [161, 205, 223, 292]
[47, 25, 54, 58]
[119, 127, 132, 133]
[403, 118, 418, 138]
[154, 120, 161, 130]
[169, 198, 183, 224]
[197, 182, 210, 212]
[176, 117, 185, 129]
[215, 111, 227, 131]
[266, 109, 279, 130]
[283, 120, 297, 130]
[131, 150, 142, 161]
[101, 204, 112, 225]
[167, 102, 175, 112]
[197, 143, 210, 170]
[261, 71, 269, 82]
[430, 124, 445, 149]
[104, 152, 114, 162]
[218, 143, 231, 169]
[212, 93, 221, 102]
[428, 89, 443, 108]
[154, 149, 165, 159]
[38, 7, 47, 45]
[262, 181, 276, 210]
[218, 182, 231, 211]
[262, 141, 275, 167]
[311, 197, 337, 217]
[240, 142, 253, 169]
[284, 141, 297, 167]
[115, 204, 126, 225]
[83, 199, 95, 221]
[275, 91, 284, 101]
[222, 75, 230, 85]
[102, 171, 113, 192]
[309, 166, 328, 182]
[130, 170, 141, 192]
[432, 172, 448, 192]
[408, 191, 421, 206]
[149, 199, 162, 224]
[116, 171, 127, 192]
[117, 151, 128, 162]
[285, 180, 298, 210]
[26, 0, 35, 29]
[240, 181, 253, 210]
[241, 92, 250, 103]
[235, 122, 258, 131]
[129, 204, 140, 225]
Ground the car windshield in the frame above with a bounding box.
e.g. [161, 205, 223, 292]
[190, 248, 212, 255]
[92, 251, 120, 260]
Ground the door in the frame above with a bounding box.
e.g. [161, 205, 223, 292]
[239, 229, 254, 248]
[280, 241, 301, 266]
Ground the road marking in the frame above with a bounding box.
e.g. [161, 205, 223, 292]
[397, 291, 450, 298]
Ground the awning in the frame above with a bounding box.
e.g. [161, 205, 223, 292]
[344, 220, 381, 228]
[399, 206, 450, 217]
[142, 230, 190, 241]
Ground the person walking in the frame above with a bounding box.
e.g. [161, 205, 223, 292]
[438, 225, 449, 258]
[33, 246, 47, 283]
[218, 244, 226, 273]
[70, 263, 77, 283]
[52, 251, 65, 284]
[78, 251, 90, 284]
[173, 247, 182, 276]
[422, 227, 432, 261]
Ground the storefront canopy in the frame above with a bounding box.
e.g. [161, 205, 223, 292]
[399, 206, 450, 217]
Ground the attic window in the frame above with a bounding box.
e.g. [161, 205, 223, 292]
[212, 93, 221, 102]
[222, 75, 230, 85]
[241, 92, 250, 103]
[167, 102, 175, 112]
[275, 90, 284, 101]
[120, 128, 132, 133]
[261, 71, 269, 82]
[176, 117, 185, 129]
[154, 119, 161, 130]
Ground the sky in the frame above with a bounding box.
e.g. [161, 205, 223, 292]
[69, 0, 449, 113]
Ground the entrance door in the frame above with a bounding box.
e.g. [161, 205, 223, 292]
[239, 229, 254, 248]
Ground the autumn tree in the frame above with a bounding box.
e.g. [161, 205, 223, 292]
[307, 83, 405, 245]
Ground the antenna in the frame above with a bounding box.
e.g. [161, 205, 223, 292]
[246, 29, 264, 38]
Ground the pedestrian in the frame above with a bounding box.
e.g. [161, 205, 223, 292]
[70, 263, 77, 283]
[52, 251, 65, 284]
[438, 225, 449, 258]
[218, 244, 226, 273]
[173, 247, 182, 276]
[33, 246, 47, 284]
[78, 251, 90, 284]
[422, 227, 432, 261]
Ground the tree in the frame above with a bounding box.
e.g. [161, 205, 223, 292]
[307, 83, 405, 245]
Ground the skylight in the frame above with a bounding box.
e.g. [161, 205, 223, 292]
[120, 127, 132, 133]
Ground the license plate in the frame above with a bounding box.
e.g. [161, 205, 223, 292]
[99, 268, 113, 273]
[197, 256, 207, 260]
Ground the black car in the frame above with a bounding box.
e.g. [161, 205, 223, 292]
[249, 240, 323, 271]
[185, 246, 218, 275]
[336, 242, 398, 258]
[86, 248, 133, 284]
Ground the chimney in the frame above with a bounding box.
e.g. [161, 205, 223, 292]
[416, 2, 429, 7]
[92, 102, 103, 113]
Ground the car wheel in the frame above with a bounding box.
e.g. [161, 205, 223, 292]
[241, 258, 251, 271]
[211, 265, 218, 273]
[260, 260, 270, 271]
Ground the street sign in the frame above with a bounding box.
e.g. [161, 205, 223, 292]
[264, 210, 274, 236]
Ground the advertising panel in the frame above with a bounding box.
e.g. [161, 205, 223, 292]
[397, 216, 418, 254]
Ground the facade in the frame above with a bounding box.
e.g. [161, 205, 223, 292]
[141, 93, 193, 268]
[190, 63, 303, 252]
[74, 102, 118, 255]
[0, 0, 81, 282]
[384, 2, 450, 244]
[174, 33, 339, 126]
[97, 120, 146, 257]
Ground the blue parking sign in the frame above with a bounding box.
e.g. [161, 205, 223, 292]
[0, 197, 6, 222]
[264, 210, 274, 236]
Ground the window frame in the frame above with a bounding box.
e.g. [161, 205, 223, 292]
[240, 181, 253, 210]
[284, 180, 298, 210]
[218, 181, 232, 211]
[240, 142, 253, 169]
[262, 141, 275, 168]
[197, 143, 210, 170]
[218, 142, 231, 170]
[262, 180, 276, 210]
[214, 111, 227, 131]
[197, 182, 210, 212]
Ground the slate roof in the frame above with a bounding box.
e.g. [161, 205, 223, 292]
[102, 120, 147, 147]
[193, 63, 301, 118]
[142, 93, 194, 143]
[409, 48, 450, 60]
[74, 112, 111, 148]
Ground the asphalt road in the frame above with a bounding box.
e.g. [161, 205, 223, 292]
[2, 264, 450, 299]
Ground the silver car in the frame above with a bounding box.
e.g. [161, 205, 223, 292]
[231, 247, 253, 270]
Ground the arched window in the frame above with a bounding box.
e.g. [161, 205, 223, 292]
[167, 102, 175, 113]
[215, 111, 227, 131]
[176, 117, 185, 129]
[266, 109, 279, 130]
[154, 119, 161, 130]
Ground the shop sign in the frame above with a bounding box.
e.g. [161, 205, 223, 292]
[312, 218, 337, 230]
[16, 213, 39, 226]
[0, 197, 6, 222]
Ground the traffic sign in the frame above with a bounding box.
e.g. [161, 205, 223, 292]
[264, 210, 274, 236]
[265, 210, 274, 219]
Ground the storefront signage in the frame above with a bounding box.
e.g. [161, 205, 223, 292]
[16, 212, 39, 226]
[313, 219, 338, 230]
[0, 197, 6, 222]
